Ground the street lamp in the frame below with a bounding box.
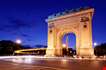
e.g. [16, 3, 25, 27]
[13, 39, 22, 55]
[62, 44, 66, 48]
[94, 42, 97, 46]
[15, 39, 22, 44]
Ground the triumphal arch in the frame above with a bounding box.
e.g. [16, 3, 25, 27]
[46, 7, 94, 57]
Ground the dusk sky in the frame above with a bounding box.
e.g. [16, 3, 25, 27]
[0, 0, 106, 48]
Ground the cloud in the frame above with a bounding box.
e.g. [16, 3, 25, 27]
[0, 17, 36, 41]
[8, 18, 34, 29]
[21, 33, 31, 37]
[0, 17, 35, 32]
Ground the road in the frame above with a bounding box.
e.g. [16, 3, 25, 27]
[0, 56, 106, 70]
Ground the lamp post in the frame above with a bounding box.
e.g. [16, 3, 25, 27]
[62, 44, 67, 56]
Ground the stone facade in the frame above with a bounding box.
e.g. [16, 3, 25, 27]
[46, 7, 94, 57]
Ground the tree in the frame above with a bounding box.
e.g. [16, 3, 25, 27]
[0, 40, 22, 55]
[21, 45, 32, 49]
[94, 43, 106, 56]
[34, 45, 47, 48]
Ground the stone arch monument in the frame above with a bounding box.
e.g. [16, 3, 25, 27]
[46, 7, 94, 57]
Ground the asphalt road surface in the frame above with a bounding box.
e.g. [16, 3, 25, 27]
[0, 56, 106, 70]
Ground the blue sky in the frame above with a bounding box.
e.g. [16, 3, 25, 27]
[0, 0, 106, 48]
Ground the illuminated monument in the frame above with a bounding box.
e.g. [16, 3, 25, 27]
[46, 7, 94, 57]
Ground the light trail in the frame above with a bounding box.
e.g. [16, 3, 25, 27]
[0, 56, 105, 61]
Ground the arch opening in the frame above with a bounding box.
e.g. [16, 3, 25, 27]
[61, 33, 76, 56]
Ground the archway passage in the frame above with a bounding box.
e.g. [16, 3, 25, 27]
[46, 7, 94, 57]
[62, 33, 76, 49]
[62, 33, 76, 56]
